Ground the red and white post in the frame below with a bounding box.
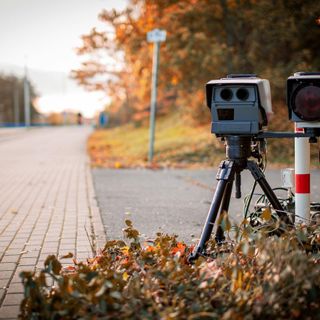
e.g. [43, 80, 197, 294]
[294, 124, 310, 223]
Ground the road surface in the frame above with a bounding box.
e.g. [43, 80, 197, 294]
[93, 167, 320, 243]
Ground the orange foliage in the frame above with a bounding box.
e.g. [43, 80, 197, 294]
[47, 113, 63, 125]
[170, 242, 187, 256]
[72, 0, 320, 125]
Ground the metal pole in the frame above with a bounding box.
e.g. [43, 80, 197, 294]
[148, 41, 160, 163]
[24, 65, 31, 127]
[13, 84, 20, 126]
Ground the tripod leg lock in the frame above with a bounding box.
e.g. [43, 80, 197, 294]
[217, 160, 235, 181]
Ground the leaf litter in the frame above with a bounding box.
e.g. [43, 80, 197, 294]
[19, 219, 320, 319]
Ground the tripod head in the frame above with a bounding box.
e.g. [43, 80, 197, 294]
[220, 135, 267, 199]
[223, 136, 265, 164]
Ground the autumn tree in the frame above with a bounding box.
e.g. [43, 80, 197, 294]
[72, 0, 320, 125]
[0, 74, 38, 124]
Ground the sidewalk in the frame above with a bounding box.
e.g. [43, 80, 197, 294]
[0, 126, 106, 319]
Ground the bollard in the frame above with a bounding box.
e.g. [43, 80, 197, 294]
[294, 124, 310, 223]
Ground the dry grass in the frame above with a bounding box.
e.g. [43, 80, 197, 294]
[88, 114, 224, 168]
[88, 112, 319, 169]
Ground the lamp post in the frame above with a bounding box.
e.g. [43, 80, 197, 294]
[23, 64, 31, 127]
[146, 28, 166, 163]
[13, 82, 20, 126]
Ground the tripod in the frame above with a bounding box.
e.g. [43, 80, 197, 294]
[188, 136, 292, 261]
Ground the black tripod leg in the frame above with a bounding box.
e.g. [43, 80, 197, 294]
[247, 161, 292, 225]
[215, 181, 233, 243]
[188, 161, 235, 262]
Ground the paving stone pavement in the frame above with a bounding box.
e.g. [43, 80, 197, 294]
[0, 126, 106, 319]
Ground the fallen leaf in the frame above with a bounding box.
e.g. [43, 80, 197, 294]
[60, 252, 74, 259]
[261, 207, 272, 221]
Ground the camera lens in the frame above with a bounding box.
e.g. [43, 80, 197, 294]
[293, 85, 320, 121]
[236, 88, 249, 101]
[220, 88, 233, 101]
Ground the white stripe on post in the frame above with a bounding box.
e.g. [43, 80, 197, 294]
[294, 124, 310, 223]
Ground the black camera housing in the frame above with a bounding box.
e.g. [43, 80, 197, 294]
[287, 72, 320, 126]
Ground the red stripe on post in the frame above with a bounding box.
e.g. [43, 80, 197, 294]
[295, 124, 304, 133]
[295, 174, 310, 193]
[295, 127, 304, 133]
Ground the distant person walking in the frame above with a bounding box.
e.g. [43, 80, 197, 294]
[77, 112, 83, 125]
[98, 112, 108, 128]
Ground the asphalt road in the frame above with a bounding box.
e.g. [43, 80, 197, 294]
[93, 168, 320, 243]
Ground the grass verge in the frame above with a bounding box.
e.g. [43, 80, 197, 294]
[87, 112, 320, 168]
[88, 114, 225, 169]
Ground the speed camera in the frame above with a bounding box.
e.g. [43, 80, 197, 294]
[287, 72, 320, 128]
[206, 74, 273, 135]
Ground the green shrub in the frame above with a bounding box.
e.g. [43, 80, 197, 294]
[19, 220, 320, 319]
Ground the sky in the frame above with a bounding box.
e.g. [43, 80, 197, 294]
[0, 0, 127, 118]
